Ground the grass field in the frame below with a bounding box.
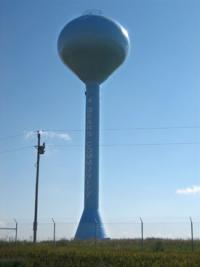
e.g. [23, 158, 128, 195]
[0, 239, 200, 267]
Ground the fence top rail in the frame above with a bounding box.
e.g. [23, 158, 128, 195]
[0, 227, 16, 230]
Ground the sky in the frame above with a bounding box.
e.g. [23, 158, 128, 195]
[1, 0, 200, 239]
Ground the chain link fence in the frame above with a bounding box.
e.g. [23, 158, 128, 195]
[0, 218, 199, 244]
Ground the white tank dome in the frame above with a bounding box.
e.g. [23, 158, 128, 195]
[58, 14, 130, 84]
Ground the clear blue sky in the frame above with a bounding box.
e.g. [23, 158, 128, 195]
[1, 0, 200, 238]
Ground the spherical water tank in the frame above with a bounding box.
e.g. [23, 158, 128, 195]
[58, 14, 130, 84]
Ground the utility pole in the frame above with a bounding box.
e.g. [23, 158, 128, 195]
[52, 218, 56, 244]
[33, 131, 45, 243]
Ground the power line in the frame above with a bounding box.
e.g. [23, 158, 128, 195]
[103, 126, 200, 131]
[39, 126, 200, 133]
[0, 125, 200, 141]
[47, 142, 200, 148]
[0, 134, 24, 141]
[0, 146, 34, 155]
[101, 142, 200, 147]
[0, 141, 199, 155]
[100, 142, 200, 147]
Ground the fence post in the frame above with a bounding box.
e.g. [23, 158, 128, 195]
[190, 217, 194, 252]
[140, 217, 144, 250]
[14, 219, 18, 242]
[94, 220, 97, 246]
[52, 218, 56, 244]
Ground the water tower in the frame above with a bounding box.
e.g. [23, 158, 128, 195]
[58, 14, 130, 239]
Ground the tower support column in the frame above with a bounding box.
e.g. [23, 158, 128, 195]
[75, 82, 106, 240]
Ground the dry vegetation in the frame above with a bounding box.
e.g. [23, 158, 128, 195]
[0, 239, 200, 267]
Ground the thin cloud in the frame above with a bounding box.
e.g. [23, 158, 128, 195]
[25, 130, 71, 141]
[176, 185, 200, 195]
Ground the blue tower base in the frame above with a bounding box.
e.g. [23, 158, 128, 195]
[75, 208, 106, 240]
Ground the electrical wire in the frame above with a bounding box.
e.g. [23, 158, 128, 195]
[0, 134, 24, 141]
[0, 125, 200, 141]
[0, 146, 34, 155]
[42, 126, 200, 132]
[47, 142, 200, 148]
[0, 141, 198, 155]
[101, 142, 200, 147]
[0, 125, 199, 155]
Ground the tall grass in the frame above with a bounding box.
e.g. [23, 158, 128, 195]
[0, 239, 200, 267]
